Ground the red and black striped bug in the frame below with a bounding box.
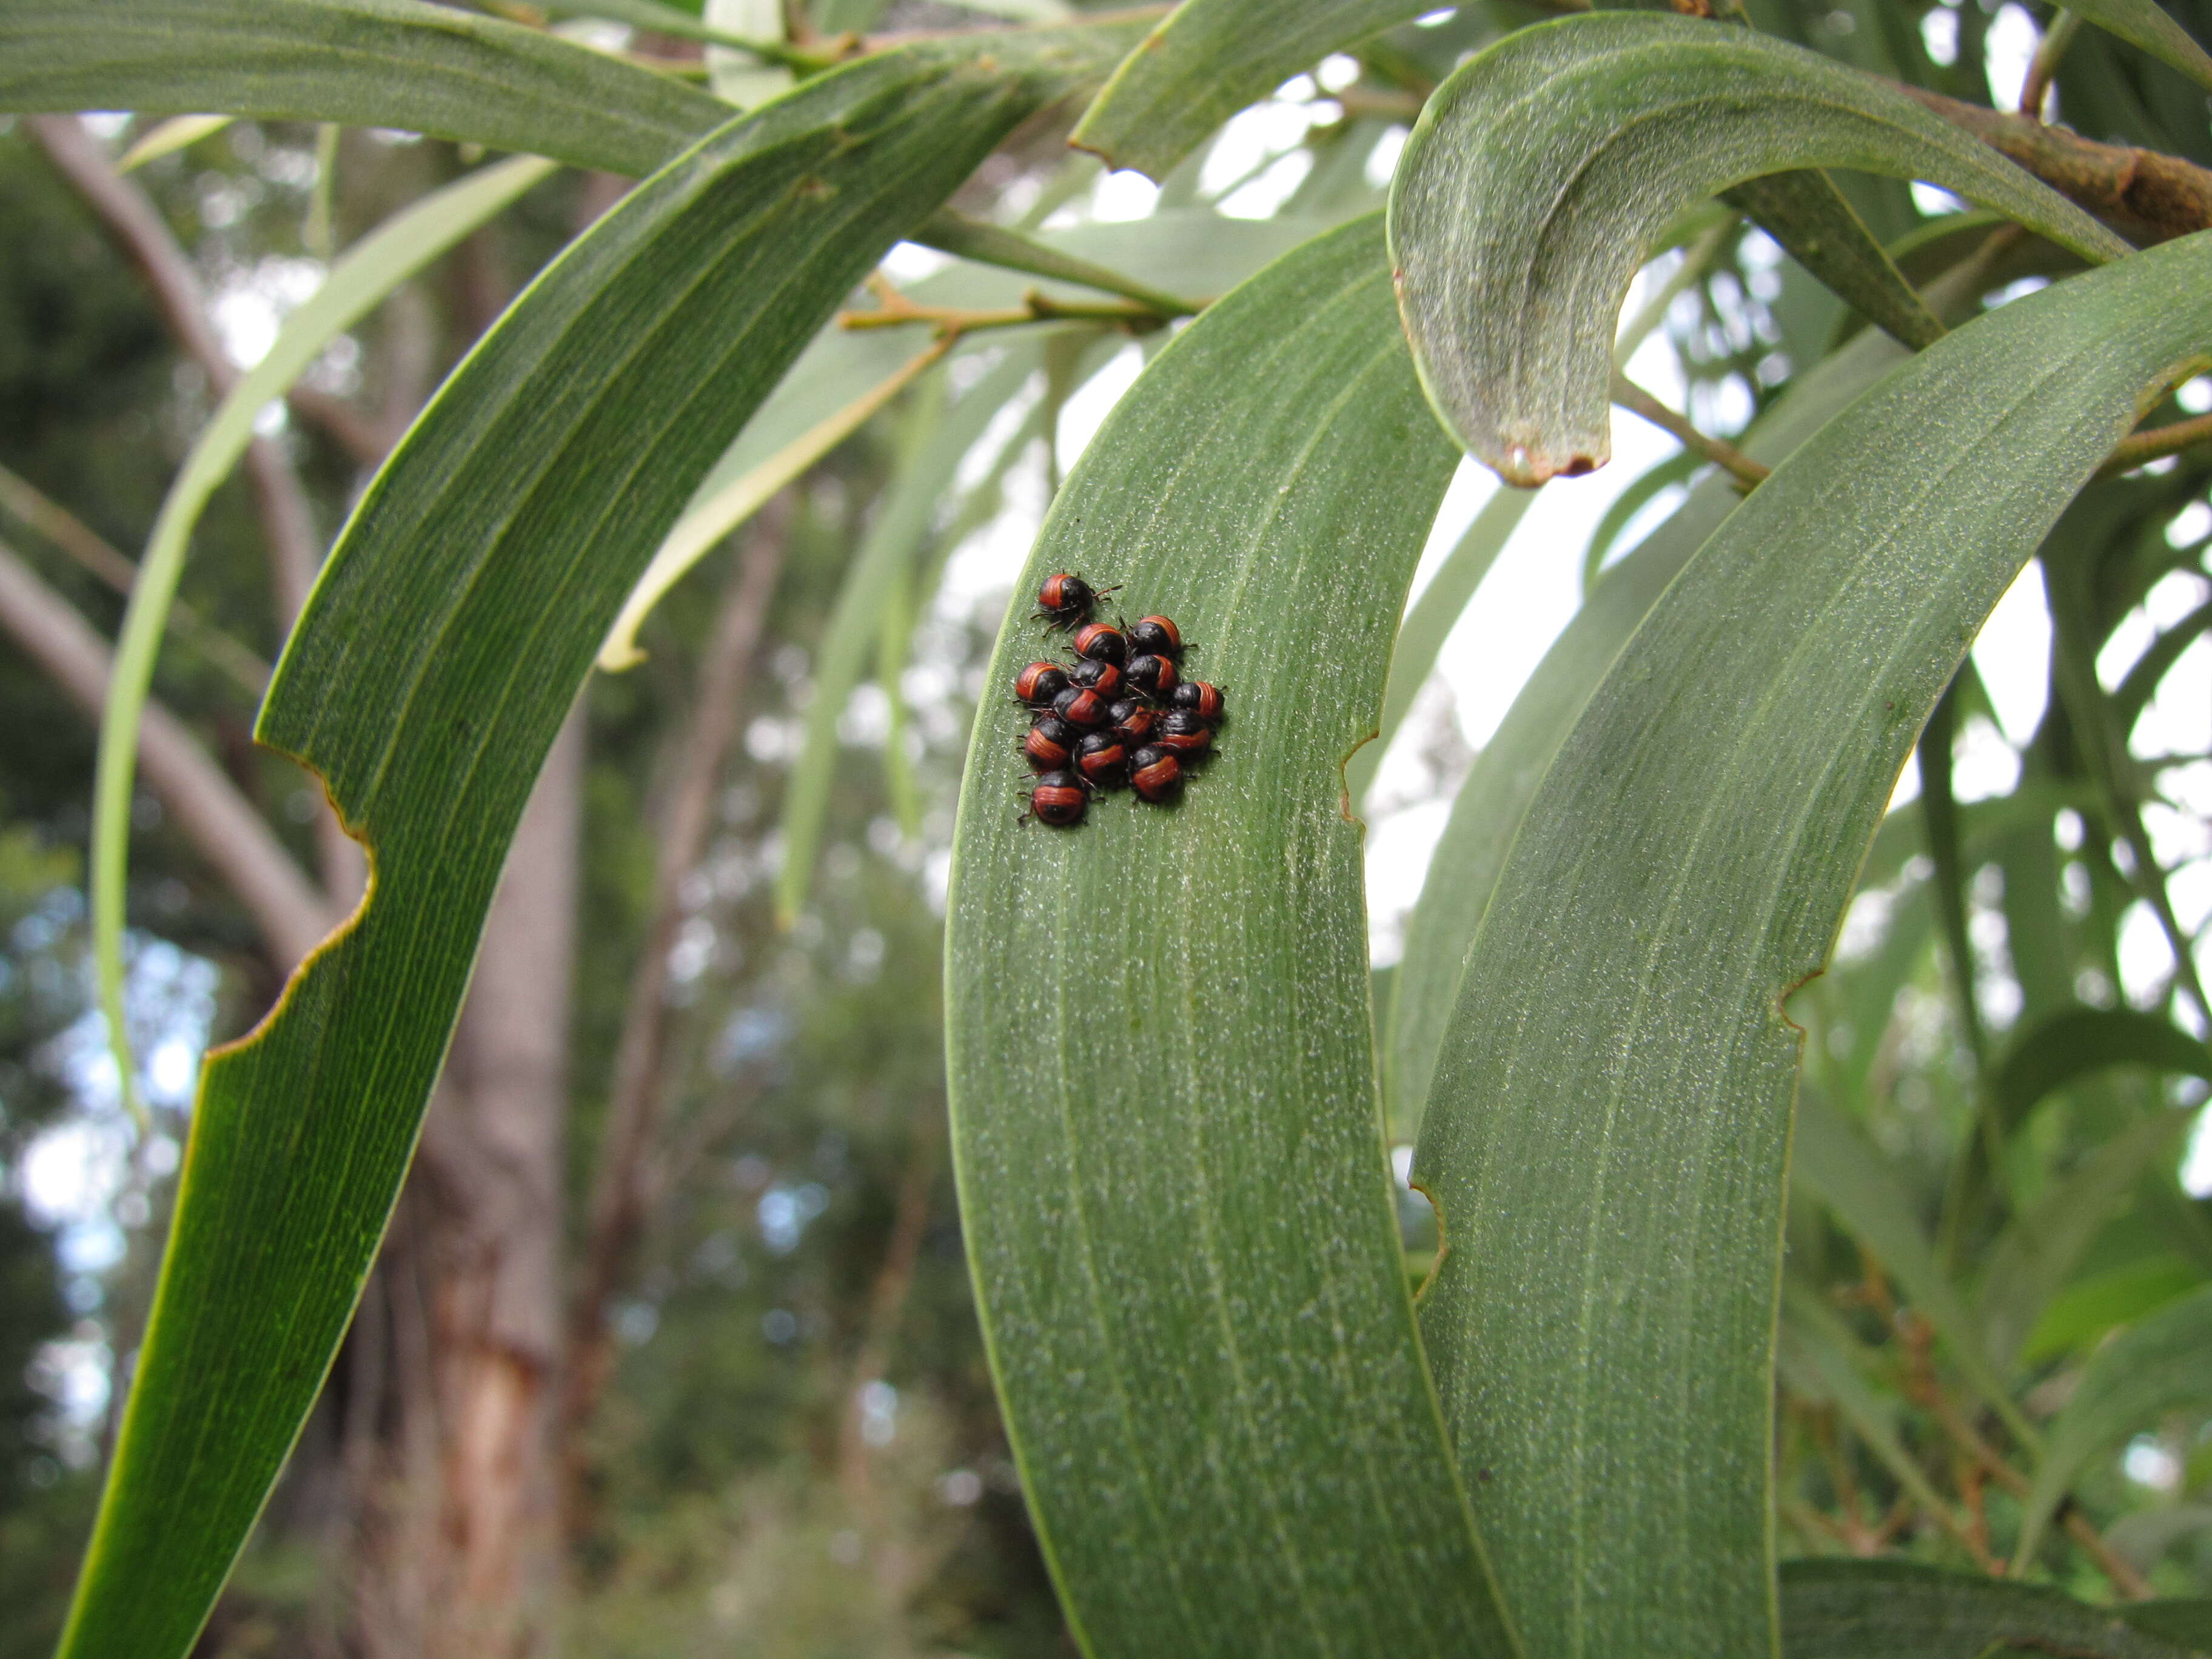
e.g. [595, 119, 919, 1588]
[1071, 622, 1127, 668]
[1155, 709, 1213, 760]
[1074, 731, 1130, 790]
[1167, 679, 1225, 725]
[1013, 660, 1070, 707]
[1023, 769, 1088, 828]
[1128, 744, 1182, 804]
[1125, 615, 1182, 662]
[1051, 685, 1110, 729]
[1123, 652, 1178, 699]
[1035, 572, 1117, 631]
[1107, 697, 1159, 749]
[1023, 715, 1077, 773]
[1067, 658, 1122, 700]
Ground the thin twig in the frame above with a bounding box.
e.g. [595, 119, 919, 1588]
[2019, 10, 2083, 120]
[0, 535, 332, 968]
[1610, 372, 1773, 490]
[2097, 409, 2212, 477]
[27, 116, 323, 629]
[0, 461, 269, 694]
[838, 282, 1179, 338]
[1897, 82, 2212, 244]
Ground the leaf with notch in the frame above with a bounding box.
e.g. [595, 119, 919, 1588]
[1412, 231, 2212, 1659]
[1387, 12, 2130, 483]
[1382, 322, 1911, 1139]
[55, 28, 1140, 1659]
[945, 214, 1520, 1659]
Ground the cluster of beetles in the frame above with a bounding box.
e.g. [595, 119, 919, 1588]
[1015, 572, 1227, 829]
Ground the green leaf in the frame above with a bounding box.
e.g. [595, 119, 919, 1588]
[1723, 169, 1943, 350]
[2017, 1284, 2212, 1566]
[58, 31, 1136, 1659]
[1980, 1107, 2197, 1371]
[1382, 323, 1911, 1139]
[0, 0, 729, 177]
[90, 152, 556, 1128]
[1780, 1560, 2211, 1658]
[1411, 232, 2212, 1658]
[1386, 12, 2130, 483]
[600, 211, 1324, 669]
[1581, 449, 1700, 593]
[2065, 0, 2212, 96]
[1778, 1282, 1962, 1526]
[1792, 1094, 2034, 1443]
[944, 215, 1520, 1659]
[1994, 1005, 2212, 1135]
[2025, 1253, 2208, 1364]
[1068, 0, 1430, 183]
[116, 112, 233, 171]
[774, 346, 1039, 925]
[1346, 483, 1533, 811]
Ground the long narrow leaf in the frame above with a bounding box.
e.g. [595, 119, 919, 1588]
[1994, 1005, 2212, 1134]
[1980, 1107, 2196, 1370]
[0, 0, 728, 177]
[91, 153, 556, 1121]
[1412, 232, 2212, 1658]
[2065, 0, 2212, 95]
[58, 30, 1138, 1659]
[1069, 0, 1431, 183]
[1382, 325, 1911, 1138]
[1781, 1560, 2211, 1658]
[1386, 12, 2129, 483]
[944, 214, 1520, 1659]
[2017, 1284, 2212, 1564]
[776, 347, 1039, 923]
[1793, 1095, 2034, 1443]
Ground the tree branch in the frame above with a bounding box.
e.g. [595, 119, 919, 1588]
[0, 534, 335, 969]
[1897, 84, 2212, 244]
[564, 497, 791, 1447]
[26, 115, 324, 628]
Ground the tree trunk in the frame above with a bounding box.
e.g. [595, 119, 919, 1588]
[347, 711, 583, 1658]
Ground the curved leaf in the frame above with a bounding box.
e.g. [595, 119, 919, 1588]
[2065, 0, 2212, 96]
[58, 30, 1137, 1659]
[774, 347, 1039, 924]
[1412, 232, 2212, 1658]
[1386, 12, 2130, 483]
[1793, 1095, 2034, 1442]
[1068, 0, 1431, 183]
[944, 215, 1520, 1659]
[2017, 1284, 2212, 1565]
[1980, 1107, 2197, 1370]
[1382, 323, 1911, 1138]
[600, 211, 1323, 670]
[1994, 1004, 2212, 1134]
[91, 153, 556, 1122]
[0, 0, 729, 177]
[1780, 1560, 2210, 1658]
[1346, 481, 1533, 811]
[2027, 1253, 2208, 1364]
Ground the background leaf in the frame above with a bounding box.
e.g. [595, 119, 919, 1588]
[56, 32, 1135, 1659]
[1382, 323, 1912, 1137]
[1412, 231, 2212, 1659]
[90, 153, 557, 1127]
[943, 214, 1520, 1659]
[1386, 12, 2130, 483]
[2018, 1285, 2212, 1565]
[1780, 1560, 2211, 1658]
[0, 0, 729, 177]
[1069, 0, 1430, 183]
